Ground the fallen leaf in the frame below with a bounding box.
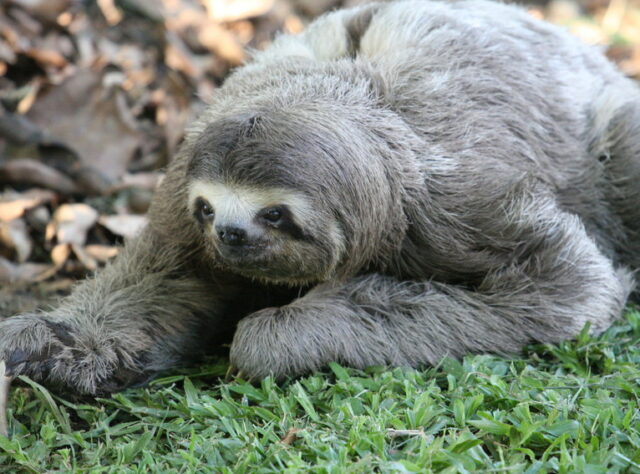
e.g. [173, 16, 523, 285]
[85, 244, 119, 262]
[0, 189, 55, 222]
[51, 203, 99, 245]
[71, 243, 97, 271]
[0, 109, 53, 146]
[96, 0, 123, 25]
[280, 427, 301, 445]
[7, 6, 42, 36]
[165, 30, 201, 79]
[10, 0, 72, 23]
[0, 159, 79, 195]
[196, 22, 246, 65]
[27, 68, 144, 182]
[24, 46, 67, 68]
[0, 256, 53, 283]
[50, 242, 71, 267]
[203, 0, 275, 22]
[0, 39, 17, 64]
[99, 214, 147, 239]
[0, 218, 32, 262]
[110, 172, 164, 192]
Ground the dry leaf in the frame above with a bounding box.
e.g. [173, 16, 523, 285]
[24, 47, 67, 68]
[0, 218, 32, 263]
[10, 0, 72, 22]
[71, 243, 98, 271]
[50, 242, 71, 267]
[0, 200, 39, 222]
[96, 0, 123, 25]
[280, 427, 301, 445]
[99, 214, 147, 239]
[0, 39, 17, 64]
[110, 172, 164, 192]
[0, 256, 53, 283]
[51, 203, 99, 245]
[196, 22, 245, 65]
[85, 244, 119, 262]
[8, 6, 43, 36]
[0, 189, 55, 222]
[204, 0, 274, 22]
[27, 68, 144, 182]
[165, 30, 201, 78]
[0, 109, 50, 146]
[0, 159, 79, 195]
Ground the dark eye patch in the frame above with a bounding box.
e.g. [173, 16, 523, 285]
[194, 197, 215, 224]
[261, 207, 283, 223]
[258, 205, 309, 241]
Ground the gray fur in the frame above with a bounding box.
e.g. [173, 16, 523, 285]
[1, 0, 640, 394]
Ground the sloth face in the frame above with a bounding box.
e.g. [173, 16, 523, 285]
[185, 106, 402, 284]
[187, 180, 344, 284]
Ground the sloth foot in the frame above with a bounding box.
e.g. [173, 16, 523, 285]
[0, 314, 151, 396]
[230, 307, 316, 381]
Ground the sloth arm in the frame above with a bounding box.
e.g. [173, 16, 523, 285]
[0, 229, 242, 396]
[230, 193, 632, 380]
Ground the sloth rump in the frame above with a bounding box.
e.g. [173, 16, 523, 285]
[1, 0, 640, 395]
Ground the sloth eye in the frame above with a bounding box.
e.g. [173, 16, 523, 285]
[260, 207, 283, 223]
[195, 198, 214, 223]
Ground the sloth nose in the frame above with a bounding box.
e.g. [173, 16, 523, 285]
[217, 226, 247, 246]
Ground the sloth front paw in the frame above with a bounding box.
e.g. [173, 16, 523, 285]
[0, 314, 151, 396]
[230, 307, 323, 381]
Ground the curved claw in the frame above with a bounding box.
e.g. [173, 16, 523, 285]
[224, 364, 239, 383]
[224, 365, 249, 382]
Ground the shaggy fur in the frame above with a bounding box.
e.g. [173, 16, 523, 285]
[1, 0, 639, 395]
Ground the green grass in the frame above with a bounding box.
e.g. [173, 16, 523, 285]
[1, 311, 639, 473]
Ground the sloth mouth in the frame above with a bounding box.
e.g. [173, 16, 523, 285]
[217, 243, 271, 269]
[215, 241, 320, 284]
[218, 251, 315, 283]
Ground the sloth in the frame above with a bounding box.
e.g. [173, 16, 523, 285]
[1, 0, 639, 396]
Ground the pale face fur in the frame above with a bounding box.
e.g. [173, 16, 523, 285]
[187, 180, 344, 284]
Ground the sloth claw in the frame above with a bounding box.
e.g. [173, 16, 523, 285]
[224, 365, 250, 382]
[224, 364, 239, 382]
[4, 348, 60, 380]
[0, 316, 78, 393]
[1, 321, 70, 381]
[0, 316, 152, 396]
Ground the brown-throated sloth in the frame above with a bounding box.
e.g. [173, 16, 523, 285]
[1, 0, 639, 396]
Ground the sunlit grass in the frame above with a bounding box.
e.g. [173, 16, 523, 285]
[0, 311, 639, 472]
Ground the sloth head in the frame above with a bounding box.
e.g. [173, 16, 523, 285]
[185, 99, 415, 284]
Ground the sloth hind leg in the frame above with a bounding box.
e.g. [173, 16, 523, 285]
[230, 201, 632, 380]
